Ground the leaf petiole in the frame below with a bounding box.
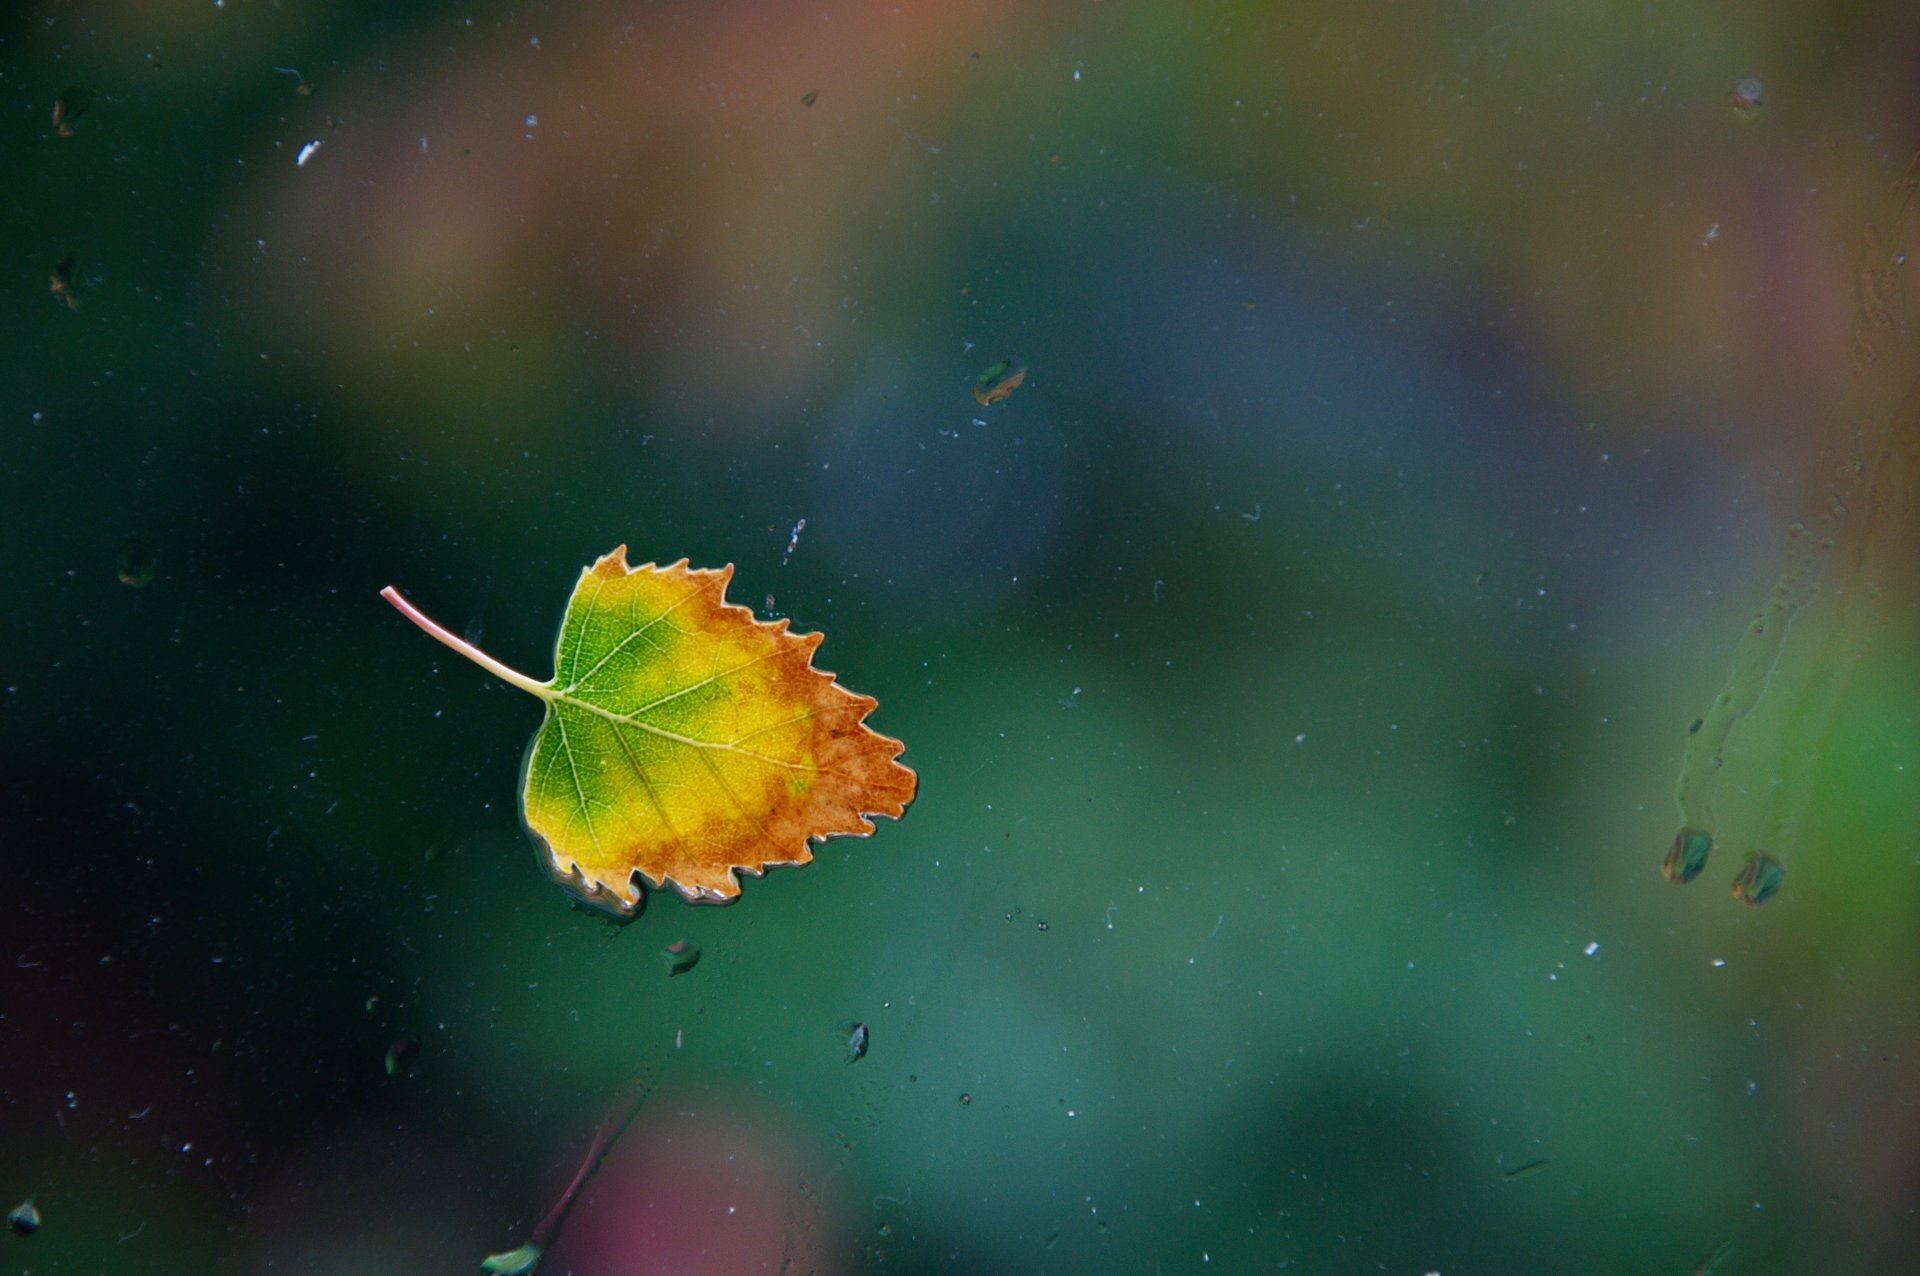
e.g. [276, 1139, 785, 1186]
[380, 586, 555, 701]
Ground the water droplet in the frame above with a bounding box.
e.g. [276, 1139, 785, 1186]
[1730, 850, 1784, 906]
[660, 939, 701, 976]
[7, 1198, 40, 1235]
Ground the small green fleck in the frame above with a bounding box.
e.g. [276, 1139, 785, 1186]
[801, 90, 817, 107]
[972, 358, 1026, 406]
[481, 1241, 543, 1275]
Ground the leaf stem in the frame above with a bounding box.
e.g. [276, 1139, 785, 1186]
[380, 585, 555, 701]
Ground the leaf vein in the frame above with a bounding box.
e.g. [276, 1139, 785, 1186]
[564, 574, 710, 691]
[553, 709, 601, 854]
[606, 644, 789, 720]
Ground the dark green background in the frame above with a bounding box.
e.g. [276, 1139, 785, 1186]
[4, 2, 1918, 1272]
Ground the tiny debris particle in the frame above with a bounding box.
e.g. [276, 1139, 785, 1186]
[845, 1022, 869, 1062]
[7, 1197, 39, 1235]
[52, 86, 94, 136]
[1729, 76, 1764, 122]
[384, 1035, 420, 1076]
[972, 358, 1027, 406]
[295, 139, 322, 167]
[660, 939, 701, 976]
[801, 90, 818, 107]
[1501, 1158, 1550, 1182]
[958, 1092, 972, 1106]
[1694, 1240, 1733, 1276]
[117, 541, 157, 589]
[49, 255, 79, 310]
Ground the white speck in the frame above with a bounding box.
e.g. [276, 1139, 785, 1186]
[1712, 958, 1727, 968]
[1294, 733, 1306, 744]
[419, 135, 429, 154]
[529, 35, 540, 48]
[1702, 222, 1721, 247]
[1583, 941, 1599, 957]
[524, 113, 538, 127]
[1072, 66, 1083, 81]
[295, 140, 321, 167]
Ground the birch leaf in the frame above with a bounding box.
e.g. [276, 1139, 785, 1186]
[382, 547, 915, 911]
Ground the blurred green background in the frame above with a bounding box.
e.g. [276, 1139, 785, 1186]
[4, 1, 1919, 1272]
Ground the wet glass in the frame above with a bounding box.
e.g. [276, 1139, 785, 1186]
[4, 3, 1918, 1274]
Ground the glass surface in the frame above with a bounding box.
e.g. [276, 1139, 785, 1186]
[4, 3, 1918, 1273]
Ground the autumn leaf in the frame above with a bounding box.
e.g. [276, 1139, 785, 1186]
[381, 547, 915, 911]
